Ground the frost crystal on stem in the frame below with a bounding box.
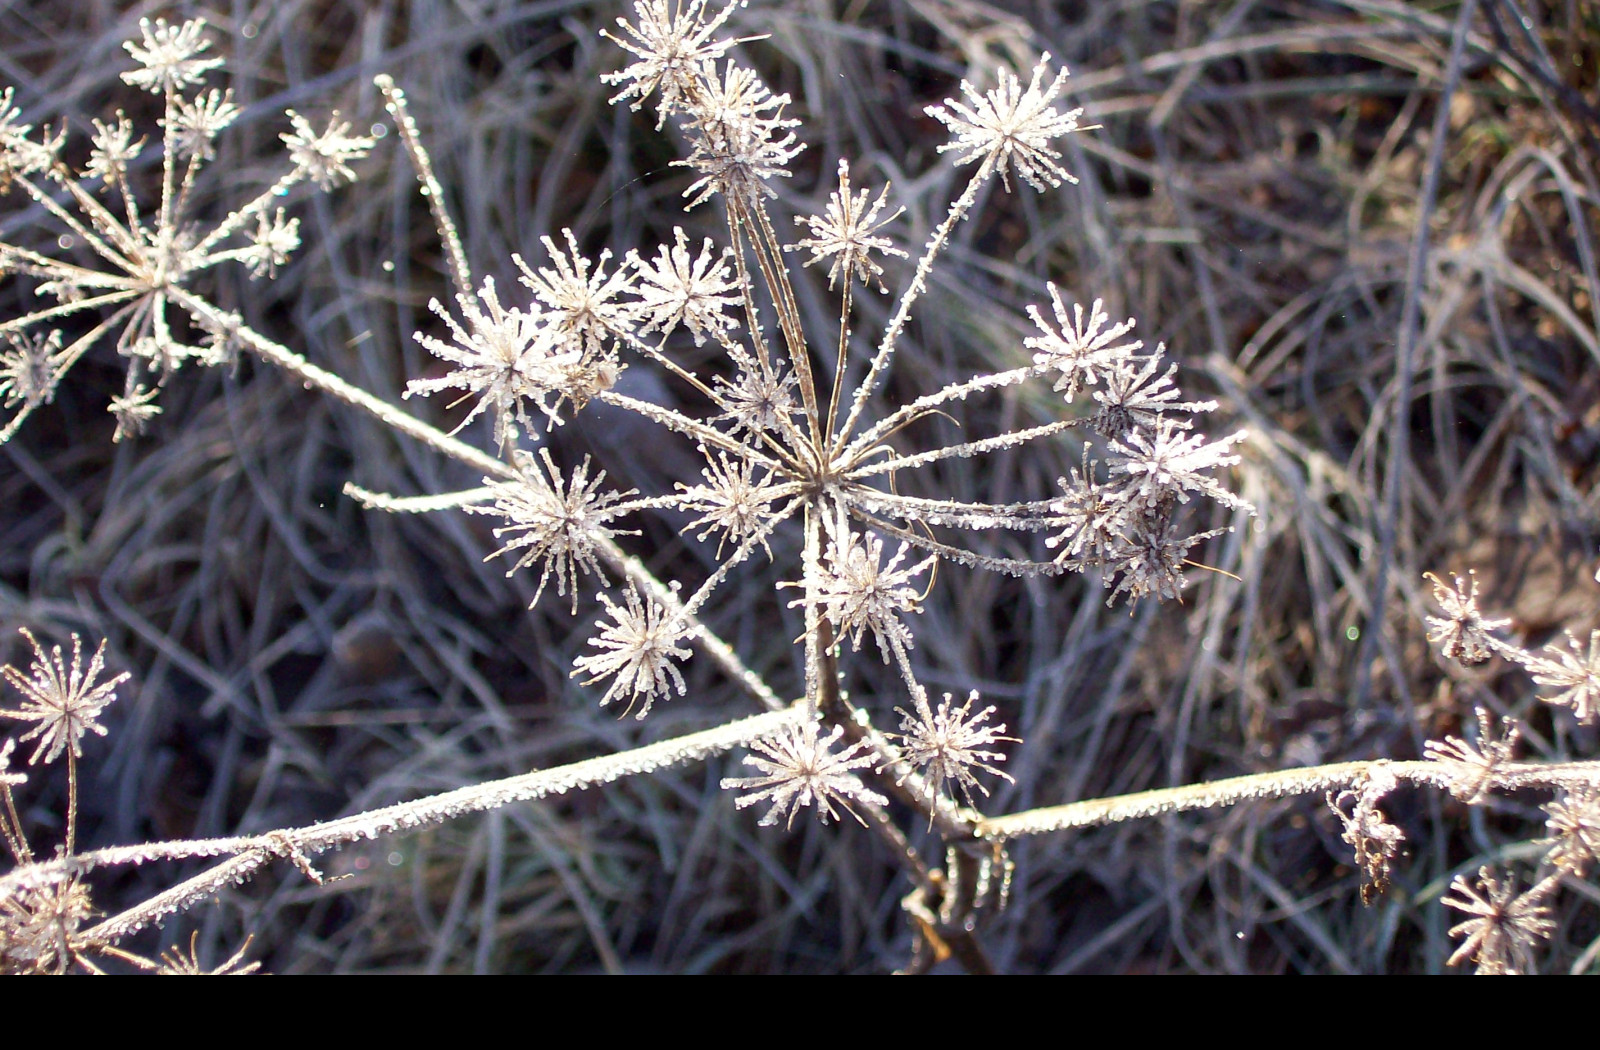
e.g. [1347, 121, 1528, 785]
[926, 54, 1083, 192]
[1, 629, 129, 766]
[571, 584, 694, 718]
[787, 159, 906, 292]
[722, 720, 887, 828]
[892, 691, 1016, 805]
[1424, 570, 1509, 666]
[468, 448, 636, 612]
[0, 17, 372, 442]
[1442, 867, 1555, 975]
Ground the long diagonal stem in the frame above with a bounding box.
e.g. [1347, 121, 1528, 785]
[833, 156, 994, 452]
[748, 198, 821, 448]
[172, 288, 783, 714]
[723, 205, 813, 457]
[978, 758, 1600, 839]
[72, 707, 806, 947]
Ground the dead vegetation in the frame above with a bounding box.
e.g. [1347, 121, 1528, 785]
[1, 0, 1596, 972]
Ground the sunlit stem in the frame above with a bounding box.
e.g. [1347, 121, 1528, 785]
[111, 153, 143, 245]
[0, 781, 30, 865]
[843, 364, 1039, 463]
[158, 83, 179, 236]
[170, 138, 206, 229]
[174, 288, 515, 481]
[54, 165, 144, 262]
[834, 156, 995, 449]
[63, 751, 78, 858]
[884, 616, 935, 725]
[375, 75, 475, 308]
[825, 280, 853, 452]
[801, 503, 824, 716]
[848, 418, 1081, 479]
[18, 173, 139, 276]
[192, 170, 302, 258]
[977, 759, 1600, 840]
[723, 205, 812, 458]
[613, 326, 723, 406]
[0, 243, 132, 294]
[747, 198, 821, 450]
[75, 706, 807, 947]
[0, 290, 140, 337]
[598, 388, 786, 471]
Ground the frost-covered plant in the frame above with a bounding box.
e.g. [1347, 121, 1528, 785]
[0, 17, 373, 443]
[393, 6, 1251, 752]
[1406, 572, 1600, 973]
[0, 629, 134, 973]
[1, 7, 1596, 974]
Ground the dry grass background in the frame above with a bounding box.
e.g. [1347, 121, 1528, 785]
[1, 0, 1597, 972]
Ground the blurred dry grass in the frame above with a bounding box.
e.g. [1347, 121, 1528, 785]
[1, 0, 1597, 972]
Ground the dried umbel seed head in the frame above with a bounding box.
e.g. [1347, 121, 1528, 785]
[722, 719, 887, 829]
[926, 54, 1083, 192]
[156, 932, 261, 975]
[469, 448, 637, 612]
[631, 229, 741, 345]
[1528, 628, 1600, 724]
[570, 582, 695, 719]
[1, 629, 129, 765]
[675, 60, 803, 208]
[1423, 706, 1520, 804]
[0, 17, 373, 444]
[1442, 867, 1557, 975]
[677, 452, 783, 558]
[0, 876, 95, 975]
[121, 17, 223, 94]
[890, 691, 1017, 806]
[1329, 768, 1404, 906]
[1541, 786, 1600, 877]
[406, 277, 565, 450]
[601, 0, 750, 126]
[1423, 570, 1508, 666]
[788, 508, 934, 662]
[787, 159, 906, 292]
